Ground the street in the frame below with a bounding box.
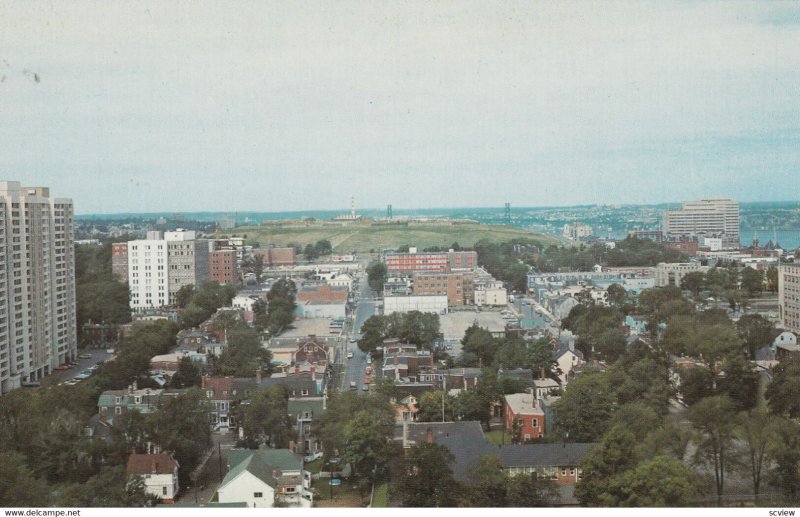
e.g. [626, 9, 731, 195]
[340, 270, 378, 394]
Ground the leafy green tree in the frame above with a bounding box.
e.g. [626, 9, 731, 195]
[170, 356, 202, 388]
[58, 466, 152, 507]
[505, 472, 558, 506]
[358, 315, 386, 355]
[397, 443, 458, 507]
[575, 425, 639, 506]
[237, 385, 293, 448]
[678, 366, 715, 407]
[609, 455, 700, 506]
[315, 391, 394, 463]
[303, 243, 319, 261]
[416, 390, 456, 423]
[215, 327, 272, 377]
[341, 410, 392, 490]
[740, 267, 764, 296]
[717, 353, 758, 411]
[680, 271, 706, 299]
[175, 284, 196, 309]
[454, 388, 491, 426]
[366, 260, 387, 293]
[0, 451, 52, 506]
[526, 338, 561, 378]
[314, 239, 333, 256]
[736, 407, 775, 501]
[554, 370, 615, 442]
[688, 396, 737, 504]
[461, 324, 495, 367]
[736, 314, 774, 360]
[766, 266, 779, 293]
[606, 283, 628, 306]
[767, 417, 800, 504]
[766, 355, 800, 417]
[503, 263, 530, 293]
[468, 455, 507, 506]
[149, 388, 212, 485]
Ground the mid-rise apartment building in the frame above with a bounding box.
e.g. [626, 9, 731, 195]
[128, 230, 209, 311]
[0, 181, 76, 395]
[563, 223, 593, 241]
[779, 264, 800, 335]
[654, 262, 708, 287]
[663, 198, 740, 248]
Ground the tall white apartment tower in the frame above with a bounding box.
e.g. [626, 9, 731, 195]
[779, 264, 800, 335]
[663, 198, 740, 248]
[0, 181, 77, 395]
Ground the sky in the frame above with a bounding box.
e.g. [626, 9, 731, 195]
[1, 1, 799, 215]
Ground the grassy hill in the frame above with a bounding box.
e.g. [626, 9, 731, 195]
[214, 220, 561, 253]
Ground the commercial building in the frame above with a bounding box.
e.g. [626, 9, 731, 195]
[663, 198, 740, 248]
[412, 270, 474, 306]
[209, 250, 239, 284]
[253, 246, 296, 267]
[384, 248, 477, 274]
[654, 262, 708, 288]
[384, 294, 448, 315]
[0, 182, 77, 394]
[779, 264, 800, 334]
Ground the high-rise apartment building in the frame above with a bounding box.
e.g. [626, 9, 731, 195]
[0, 181, 76, 395]
[779, 264, 800, 335]
[128, 230, 208, 311]
[111, 242, 128, 283]
[663, 198, 740, 248]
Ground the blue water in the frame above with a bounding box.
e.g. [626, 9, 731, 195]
[595, 228, 800, 250]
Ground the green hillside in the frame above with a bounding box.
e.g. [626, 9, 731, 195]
[216, 220, 561, 253]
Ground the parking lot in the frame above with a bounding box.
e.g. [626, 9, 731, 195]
[49, 350, 114, 384]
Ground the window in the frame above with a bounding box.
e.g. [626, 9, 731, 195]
[561, 468, 567, 476]
[532, 419, 537, 427]
[253, 492, 263, 498]
[115, 407, 122, 415]
[570, 468, 576, 476]
[162, 487, 168, 496]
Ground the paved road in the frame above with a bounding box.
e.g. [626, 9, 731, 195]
[340, 272, 377, 393]
[49, 350, 114, 384]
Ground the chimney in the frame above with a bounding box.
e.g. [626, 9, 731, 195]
[151, 458, 157, 473]
[255, 369, 262, 383]
[295, 365, 300, 376]
[426, 428, 433, 444]
[402, 420, 409, 448]
[540, 368, 546, 380]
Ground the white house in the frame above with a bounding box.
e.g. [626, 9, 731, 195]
[217, 448, 311, 508]
[327, 273, 354, 291]
[126, 453, 180, 503]
[232, 295, 260, 312]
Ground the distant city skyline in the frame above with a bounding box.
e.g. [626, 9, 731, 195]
[1, 2, 799, 214]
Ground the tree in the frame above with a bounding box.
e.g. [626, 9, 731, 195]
[736, 314, 774, 360]
[169, 356, 201, 388]
[57, 466, 152, 507]
[149, 388, 212, 485]
[366, 260, 387, 293]
[0, 451, 52, 506]
[736, 407, 775, 501]
[765, 355, 800, 418]
[238, 385, 293, 448]
[461, 324, 495, 367]
[766, 266, 779, 293]
[174, 284, 196, 309]
[341, 411, 392, 490]
[740, 267, 764, 297]
[678, 366, 715, 407]
[606, 283, 628, 306]
[216, 327, 272, 377]
[717, 353, 759, 411]
[397, 443, 458, 507]
[767, 417, 800, 504]
[468, 455, 507, 507]
[358, 315, 386, 355]
[303, 243, 318, 261]
[688, 396, 737, 505]
[505, 472, 559, 507]
[553, 370, 615, 442]
[314, 239, 333, 256]
[416, 390, 456, 423]
[610, 455, 700, 506]
[680, 271, 706, 299]
[575, 425, 639, 506]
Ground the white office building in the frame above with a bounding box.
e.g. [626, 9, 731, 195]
[663, 198, 740, 248]
[0, 182, 77, 395]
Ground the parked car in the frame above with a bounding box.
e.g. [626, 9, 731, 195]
[347, 352, 354, 359]
[362, 384, 369, 391]
[304, 451, 323, 462]
[350, 381, 357, 390]
[78, 353, 92, 359]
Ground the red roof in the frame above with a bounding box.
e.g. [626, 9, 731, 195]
[126, 453, 179, 475]
[201, 376, 235, 400]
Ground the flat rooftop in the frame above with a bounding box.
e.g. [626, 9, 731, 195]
[280, 318, 337, 338]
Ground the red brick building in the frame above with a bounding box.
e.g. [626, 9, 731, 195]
[504, 393, 545, 441]
[297, 284, 348, 304]
[209, 250, 239, 284]
[254, 246, 296, 267]
[384, 250, 477, 274]
[412, 270, 474, 306]
[111, 242, 128, 283]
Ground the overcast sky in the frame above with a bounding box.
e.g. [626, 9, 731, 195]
[1, 1, 798, 214]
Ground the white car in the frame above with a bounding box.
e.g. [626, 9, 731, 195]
[347, 352, 354, 359]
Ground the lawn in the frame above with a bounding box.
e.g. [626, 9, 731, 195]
[484, 429, 513, 445]
[372, 482, 388, 507]
[217, 220, 559, 254]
